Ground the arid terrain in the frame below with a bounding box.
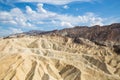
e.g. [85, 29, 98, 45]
[0, 23, 120, 80]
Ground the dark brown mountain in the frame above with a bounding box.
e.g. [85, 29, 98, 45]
[58, 23, 120, 43]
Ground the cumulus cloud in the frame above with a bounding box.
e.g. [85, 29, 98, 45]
[26, 6, 36, 14]
[0, 3, 105, 36]
[0, 3, 104, 29]
[10, 8, 27, 26]
[37, 4, 47, 13]
[0, 8, 33, 27]
[18, 0, 94, 5]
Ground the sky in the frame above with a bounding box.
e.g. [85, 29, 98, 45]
[0, 0, 120, 37]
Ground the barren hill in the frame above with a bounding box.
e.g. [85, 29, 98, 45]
[0, 23, 120, 80]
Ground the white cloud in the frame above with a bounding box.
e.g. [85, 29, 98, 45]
[0, 12, 12, 21]
[40, 5, 102, 26]
[1, 20, 17, 25]
[63, 5, 69, 9]
[10, 28, 23, 34]
[10, 8, 33, 27]
[103, 17, 120, 25]
[0, 3, 104, 29]
[78, 12, 103, 26]
[0, 3, 107, 36]
[0, 27, 23, 37]
[37, 3, 47, 13]
[51, 20, 56, 24]
[26, 6, 36, 14]
[18, 0, 94, 5]
[0, 8, 34, 28]
[0, 12, 17, 25]
[61, 21, 73, 27]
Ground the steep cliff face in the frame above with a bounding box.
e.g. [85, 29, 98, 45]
[0, 36, 120, 80]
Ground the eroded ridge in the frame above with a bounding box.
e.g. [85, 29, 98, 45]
[0, 36, 120, 80]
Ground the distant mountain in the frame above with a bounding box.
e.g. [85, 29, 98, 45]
[4, 23, 120, 43]
[24, 23, 120, 42]
[23, 30, 45, 35]
[59, 23, 120, 42]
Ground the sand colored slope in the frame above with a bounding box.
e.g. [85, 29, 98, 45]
[0, 36, 120, 80]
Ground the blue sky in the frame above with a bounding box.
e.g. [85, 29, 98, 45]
[0, 0, 120, 37]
